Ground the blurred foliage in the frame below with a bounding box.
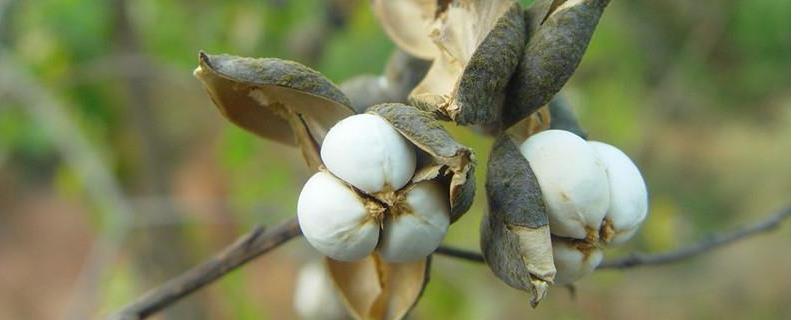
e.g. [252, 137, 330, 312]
[0, 0, 789, 319]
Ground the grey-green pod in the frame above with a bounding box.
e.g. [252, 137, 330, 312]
[194, 52, 355, 168]
[481, 133, 555, 307]
[409, 0, 526, 128]
[503, 0, 610, 129]
[548, 94, 587, 139]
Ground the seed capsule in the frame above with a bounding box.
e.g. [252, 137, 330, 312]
[519, 129, 610, 240]
[297, 171, 380, 261]
[321, 113, 417, 194]
[408, 0, 526, 128]
[551, 238, 603, 285]
[589, 141, 648, 245]
[379, 180, 450, 262]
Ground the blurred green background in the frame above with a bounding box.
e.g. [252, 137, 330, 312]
[0, 0, 789, 319]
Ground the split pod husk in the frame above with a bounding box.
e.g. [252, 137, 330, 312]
[503, 0, 611, 129]
[481, 133, 556, 307]
[390, 0, 527, 128]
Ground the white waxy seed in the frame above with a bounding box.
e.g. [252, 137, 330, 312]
[589, 141, 648, 245]
[293, 261, 347, 320]
[321, 114, 417, 194]
[297, 172, 380, 261]
[552, 238, 603, 285]
[519, 130, 610, 240]
[378, 180, 450, 262]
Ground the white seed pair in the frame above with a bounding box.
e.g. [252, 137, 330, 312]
[298, 114, 451, 263]
[519, 129, 648, 284]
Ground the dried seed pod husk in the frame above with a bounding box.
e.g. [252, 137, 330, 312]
[481, 133, 556, 307]
[194, 52, 354, 168]
[548, 94, 587, 139]
[371, 0, 439, 59]
[367, 103, 476, 222]
[326, 254, 431, 320]
[409, 0, 526, 127]
[340, 50, 432, 114]
[506, 94, 586, 141]
[506, 106, 551, 142]
[503, 0, 611, 129]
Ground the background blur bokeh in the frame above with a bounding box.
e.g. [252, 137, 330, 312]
[0, 0, 790, 319]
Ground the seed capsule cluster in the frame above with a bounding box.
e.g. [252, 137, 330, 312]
[519, 129, 648, 284]
[298, 114, 451, 263]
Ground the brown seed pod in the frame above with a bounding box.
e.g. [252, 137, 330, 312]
[409, 0, 526, 128]
[481, 133, 555, 307]
[326, 254, 431, 320]
[372, 0, 440, 60]
[503, 0, 611, 129]
[367, 103, 476, 222]
[193, 52, 355, 169]
[340, 50, 432, 114]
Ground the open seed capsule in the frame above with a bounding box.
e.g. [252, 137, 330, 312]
[589, 141, 648, 245]
[407, 0, 526, 128]
[194, 51, 471, 320]
[301, 103, 475, 320]
[519, 129, 610, 240]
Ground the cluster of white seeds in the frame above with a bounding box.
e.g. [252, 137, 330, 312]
[297, 114, 451, 263]
[519, 129, 648, 284]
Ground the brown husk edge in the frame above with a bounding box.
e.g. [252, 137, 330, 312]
[194, 52, 354, 168]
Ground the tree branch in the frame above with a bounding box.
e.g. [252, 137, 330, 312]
[598, 206, 790, 269]
[434, 206, 790, 269]
[110, 218, 301, 320]
[113, 205, 788, 319]
[435, 245, 485, 263]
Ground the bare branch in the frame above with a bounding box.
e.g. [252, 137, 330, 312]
[435, 245, 485, 263]
[435, 206, 790, 271]
[110, 218, 301, 320]
[599, 206, 790, 269]
[113, 205, 788, 319]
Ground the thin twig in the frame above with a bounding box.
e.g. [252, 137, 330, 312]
[433, 206, 790, 269]
[113, 205, 788, 319]
[435, 246, 484, 263]
[598, 206, 790, 269]
[110, 217, 301, 320]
